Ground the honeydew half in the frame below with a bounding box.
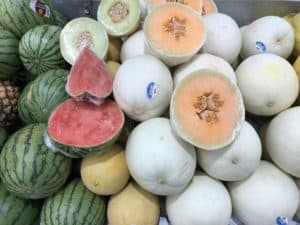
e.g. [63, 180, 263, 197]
[60, 17, 108, 65]
[97, 0, 141, 37]
[170, 69, 245, 150]
[144, 3, 207, 66]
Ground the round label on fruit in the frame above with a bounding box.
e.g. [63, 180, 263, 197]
[255, 41, 266, 52]
[146, 82, 158, 99]
[276, 216, 289, 225]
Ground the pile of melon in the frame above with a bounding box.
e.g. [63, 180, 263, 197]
[1, 0, 300, 225]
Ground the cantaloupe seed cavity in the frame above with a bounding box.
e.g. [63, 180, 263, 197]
[75, 31, 94, 50]
[109, 2, 129, 23]
[164, 16, 187, 40]
[193, 92, 224, 124]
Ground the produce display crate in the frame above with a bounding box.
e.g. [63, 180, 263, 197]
[49, 1, 300, 225]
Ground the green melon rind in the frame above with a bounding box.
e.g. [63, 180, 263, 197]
[169, 69, 245, 151]
[0, 123, 72, 199]
[0, 29, 22, 79]
[19, 25, 67, 76]
[97, 0, 141, 37]
[53, 9, 68, 27]
[0, 127, 7, 150]
[0, 182, 42, 225]
[44, 123, 123, 158]
[18, 69, 69, 124]
[40, 178, 106, 225]
[60, 17, 109, 65]
[0, 0, 56, 38]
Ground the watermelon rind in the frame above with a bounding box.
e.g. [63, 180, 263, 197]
[0, 0, 56, 38]
[19, 25, 67, 76]
[0, 182, 42, 225]
[0, 123, 72, 199]
[18, 69, 69, 124]
[40, 178, 106, 225]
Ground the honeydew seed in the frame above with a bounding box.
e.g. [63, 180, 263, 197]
[60, 17, 109, 65]
[97, 0, 141, 37]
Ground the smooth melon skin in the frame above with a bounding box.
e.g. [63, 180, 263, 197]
[241, 16, 295, 59]
[265, 107, 300, 177]
[236, 53, 299, 116]
[60, 17, 109, 65]
[166, 171, 232, 225]
[80, 144, 130, 195]
[201, 13, 242, 64]
[144, 3, 207, 66]
[170, 69, 245, 151]
[107, 182, 160, 225]
[173, 53, 237, 87]
[113, 54, 173, 121]
[120, 30, 146, 62]
[228, 161, 299, 225]
[197, 121, 262, 181]
[126, 117, 196, 196]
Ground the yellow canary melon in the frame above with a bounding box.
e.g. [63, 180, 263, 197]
[106, 60, 121, 79]
[294, 56, 300, 105]
[284, 13, 300, 59]
[107, 182, 160, 225]
[106, 37, 122, 62]
[80, 144, 130, 195]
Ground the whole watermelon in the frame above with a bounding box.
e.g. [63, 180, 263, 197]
[40, 178, 106, 225]
[19, 25, 67, 76]
[0, 127, 7, 149]
[0, 29, 22, 79]
[0, 123, 72, 199]
[0, 0, 56, 38]
[18, 69, 69, 124]
[0, 182, 41, 225]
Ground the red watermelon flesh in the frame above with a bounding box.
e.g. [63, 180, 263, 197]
[66, 47, 113, 105]
[47, 98, 124, 147]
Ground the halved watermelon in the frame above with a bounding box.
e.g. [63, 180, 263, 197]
[46, 98, 124, 158]
[66, 47, 113, 105]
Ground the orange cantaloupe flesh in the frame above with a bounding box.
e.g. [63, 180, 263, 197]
[146, 4, 206, 55]
[202, 0, 218, 15]
[148, 0, 203, 14]
[172, 71, 241, 149]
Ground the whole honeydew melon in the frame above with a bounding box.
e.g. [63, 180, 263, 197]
[126, 117, 196, 195]
[265, 107, 300, 177]
[228, 161, 299, 225]
[166, 171, 232, 225]
[241, 16, 295, 59]
[197, 121, 262, 181]
[236, 53, 299, 116]
[113, 55, 173, 121]
[173, 53, 237, 87]
[120, 30, 146, 62]
[201, 13, 242, 64]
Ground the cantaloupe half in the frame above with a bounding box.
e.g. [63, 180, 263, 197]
[147, 0, 204, 14]
[202, 0, 218, 15]
[170, 69, 245, 150]
[144, 3, 207, 66]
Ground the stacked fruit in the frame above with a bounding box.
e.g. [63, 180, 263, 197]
[0, 0, 300, 225]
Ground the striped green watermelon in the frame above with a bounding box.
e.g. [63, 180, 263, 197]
[0, 127, 7, 149]
[0, 29, 22, 79]
[0, 123, 72, 199]
[40, 178, 106, 225]
[53, 9, 68, 27]
[19, 25, 67, 76]
[18, 69, 69, 124]
[0, 0, 56, 38]
[0, 182, 41, 225]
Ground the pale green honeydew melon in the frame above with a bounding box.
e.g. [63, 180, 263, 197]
[228, 161, 299, 225]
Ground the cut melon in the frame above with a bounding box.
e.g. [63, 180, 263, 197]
[174, 53, 237, 87]
[201, 0, 218, 15]
[47, 98, 124, 157]
[97, 0, 141, 37]
[144, 3, 207, 66]
[80, 144, 130, 195]
[147, 0, 204, 14]
[170, 69, 245, 150]
[107, 182, 160, 225]
[65, 47, 113, 105]
[60, 17, 108, 65]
